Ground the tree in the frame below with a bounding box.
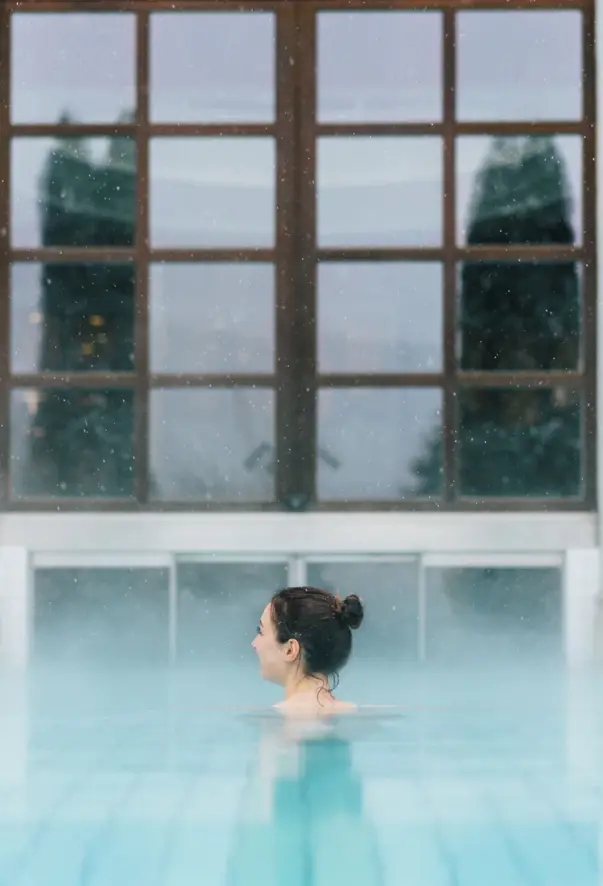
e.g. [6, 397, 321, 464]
[412, 135, 581, 500]
[24, 116, 136, 498]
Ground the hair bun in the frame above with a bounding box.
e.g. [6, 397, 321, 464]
[339, 594, 364, 630]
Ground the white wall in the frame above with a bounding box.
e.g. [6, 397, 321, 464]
[0, 511, 596, 555]
[564, 549, 599, 667]
[0, 548, 29, 669]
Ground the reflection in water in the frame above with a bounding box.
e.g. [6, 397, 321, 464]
[227, 715, 383, 886]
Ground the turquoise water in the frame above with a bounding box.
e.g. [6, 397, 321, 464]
[0, 667, 600, 886]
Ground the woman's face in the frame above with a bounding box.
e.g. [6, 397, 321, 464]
[252, 603, 299, 684]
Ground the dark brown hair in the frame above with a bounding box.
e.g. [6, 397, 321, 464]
[271, 586, 364, 684]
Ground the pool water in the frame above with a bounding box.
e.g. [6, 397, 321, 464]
[0, 666, 600, 886]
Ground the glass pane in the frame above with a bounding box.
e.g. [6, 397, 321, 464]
[33, 568, 169, 666]
[150, 137, 275, 248]
[456, 135, 583, 247]
[306, 562, 420, 677]
[11, 388, 134, 499]
[150, 12, 275, 122]
[11, 13, 136, 124]
[318, 12, 442, 122]
[318, 262, 442, 373]
[176, 562, 287, 670]
[318, 137, 443, 247]
[150, 263, 274, 374]
[458, 388, 582, 498]
[457, 11, 582, 122]
[11, 136, 136, 249]
[457, 261, 581, 372]
[11, 262, 135, 373]
[425, 567, 562, 664]
[318, 388, 443, 501]
[150, 389, 275, 502]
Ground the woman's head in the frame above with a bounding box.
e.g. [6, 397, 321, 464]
[252, 586, 364, 687]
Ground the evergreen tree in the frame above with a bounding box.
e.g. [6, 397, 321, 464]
[25, 115, 136, 498]
[412, 135, 581, 500]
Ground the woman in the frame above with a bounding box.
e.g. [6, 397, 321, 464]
[226, 588, 383, 884]
[252, 586, 364, 717]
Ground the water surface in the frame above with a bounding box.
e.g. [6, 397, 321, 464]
[0, 666, 600, 885]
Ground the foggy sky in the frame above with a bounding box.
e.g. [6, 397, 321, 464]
[10, 9, 582, 124]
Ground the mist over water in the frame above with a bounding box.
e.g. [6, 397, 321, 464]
[1, 652, 600, 886]
[0, 524, 596, 884]
[2, 566, 601, 886]
[18, 560, 580, 746]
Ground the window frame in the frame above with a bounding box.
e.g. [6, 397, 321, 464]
[0, 0, 596, 512]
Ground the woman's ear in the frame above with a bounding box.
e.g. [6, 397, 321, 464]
[285, 638, 301, 663]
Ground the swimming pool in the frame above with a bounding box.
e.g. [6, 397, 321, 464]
[0, 665, 600, 886]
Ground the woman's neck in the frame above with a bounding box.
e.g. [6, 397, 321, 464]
[283, 673, 331, 701]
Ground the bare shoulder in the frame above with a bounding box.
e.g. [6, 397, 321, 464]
[330, 699, 358, 714]
[274, 696, 358, 717]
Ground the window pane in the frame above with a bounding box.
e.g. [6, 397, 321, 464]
[458, 388, 582, 498]
[457, 11, 582, 122]
[318, 137, 443, 247]
[457, 261, 581, 372]
[425, 567, 562, 664]
[11, 137, 136, 249]
[318, 262, 442, 373]
[176, 562, 287, 670]
[318, 388, 443, 501]
[11, 262, 135, 373]
[306, 562, 420, 676]
[150, 138, 275, 248]
[11, 389, 134, 499]
[150, 263, 274, 374]
[11, 13, 136, 124]
[456, 135, 582, 247]
[318, 12, 442, 122]
[34, 568, 169, 666]
[150, 12, 275, 123]
[150, 389, 275, 502]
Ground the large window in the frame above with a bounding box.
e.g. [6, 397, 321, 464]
[0, 0, 595, 511]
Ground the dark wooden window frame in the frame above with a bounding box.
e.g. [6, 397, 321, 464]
[0, 0, 596, 512]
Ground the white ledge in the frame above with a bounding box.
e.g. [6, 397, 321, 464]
[0, 511, 595, 555]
